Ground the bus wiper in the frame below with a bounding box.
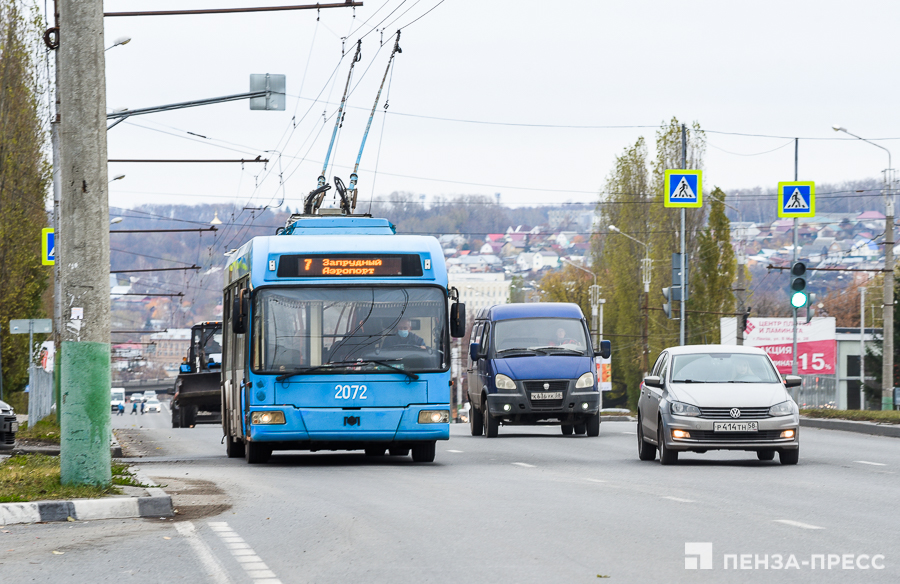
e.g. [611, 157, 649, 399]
[339, 359, 419, 381]
[276, 363, 341, 382]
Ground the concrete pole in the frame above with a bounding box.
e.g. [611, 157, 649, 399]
[860, 286, 866, 410]
[599, 299, 605, 342]
[58, 0, 112, 485]
[736, 253, 745, 345]
[792, 139, 799, 377]
[883, 168, 895, 410]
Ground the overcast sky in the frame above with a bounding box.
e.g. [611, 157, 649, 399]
[99, 0, 900, 216]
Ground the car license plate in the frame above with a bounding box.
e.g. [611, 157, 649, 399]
[531, 392, 563, 400]
[10, 422, 18, 432]
[713, 421, 758, 432]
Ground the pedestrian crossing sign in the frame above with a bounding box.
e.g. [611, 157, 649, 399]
[777, 181, 815, 218]
[42, 228, 54, 266]
[664, 170, 702, 208]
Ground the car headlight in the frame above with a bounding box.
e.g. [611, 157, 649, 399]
[495, 374, 517, 390]
[768, 401, 794, 417]
[669, 401, 701, 417]
[575, 371, 595, 389]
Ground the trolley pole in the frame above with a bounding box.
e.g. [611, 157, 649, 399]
[58, 0, 112, 485]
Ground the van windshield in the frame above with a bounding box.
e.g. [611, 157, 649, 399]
[492, 318, 588, 355]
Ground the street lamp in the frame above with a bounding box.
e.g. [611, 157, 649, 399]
[608, 225, 652, 374]
[105, 36, 132, 51]
[109, 174, 125, 183]
[560, 258, 601, 348]
[110, 217, 123, 225]
[833, 124, 895, 410]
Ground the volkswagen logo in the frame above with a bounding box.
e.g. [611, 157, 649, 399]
[543, 383, 550, 390]
[729, 408, 741, 419]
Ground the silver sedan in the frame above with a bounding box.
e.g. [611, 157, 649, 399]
[637, 345, 800, 465]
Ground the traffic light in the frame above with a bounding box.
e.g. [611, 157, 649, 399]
[805, 294, 817, 323]
[662, 287, 674, 319]
[741, 307, 751, 332]
[789, 262, 807, 309]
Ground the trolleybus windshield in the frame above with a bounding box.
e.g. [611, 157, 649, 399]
[253, 286, 448, 374]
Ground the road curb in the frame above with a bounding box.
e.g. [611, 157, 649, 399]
[601, 416, 635, 422]
[800, 417, 900, 438]
[0, 464, 173, 526]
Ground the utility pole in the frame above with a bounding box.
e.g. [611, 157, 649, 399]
[860, 286, 866, 410]
[883, 168, 895, 411]
[736, 252, 745, 345]
[680, 124, 687, 345]
[792, 138, 799, 377]
[58, 0, 112, 485]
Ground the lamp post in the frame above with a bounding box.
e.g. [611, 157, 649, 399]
[608, 225, 651, 374]
[560, 258, 600, 348]
[105, 36, 131, 51]
[833, 125, 894, 410]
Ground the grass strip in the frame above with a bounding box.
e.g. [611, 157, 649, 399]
[17, 414, 61, 444]
[801, 408, 900, 424]
[0, 454, 130, 503]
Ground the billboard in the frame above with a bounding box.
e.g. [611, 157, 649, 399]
[720, 317, 836, 375]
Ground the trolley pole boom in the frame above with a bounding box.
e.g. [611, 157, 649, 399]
[319, 40, 362, 189]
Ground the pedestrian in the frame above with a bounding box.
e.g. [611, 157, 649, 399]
[117, 403, 125, 416]
[180, 357, 192, 373]
[140, 400, 145, 415]
[131, 401, 138, 415]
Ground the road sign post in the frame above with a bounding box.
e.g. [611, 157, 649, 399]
[42, 228, 55, 265]
[665, 163, 703, 345]
[778, 180, 815, 376]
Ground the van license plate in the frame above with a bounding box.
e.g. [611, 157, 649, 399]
[713, 421, 758, 432]
[531, 392, 563, 400]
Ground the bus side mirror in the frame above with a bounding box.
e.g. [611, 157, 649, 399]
[595, 340, 611, 359]
[450, 302, 466, 338]
[232, 289, 249, 335]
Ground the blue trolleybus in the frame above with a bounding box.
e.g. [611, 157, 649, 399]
[221, 214, 466, 463]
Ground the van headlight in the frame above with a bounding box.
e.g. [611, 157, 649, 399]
[575, 372, 594, 389]
[669, 401, 701, 416]
[768, 401, 794, 417]
[251, 411, 285, 425]
[495, 374, 517, 390]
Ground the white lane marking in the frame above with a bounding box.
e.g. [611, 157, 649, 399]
[854, 460, 887, 466]
[447, 449, 463, 453]
[512, 462, 536, 468]
[209, 521, 283, 583]
[774, 519, 824, 530]
[663, 496, 695, 503]
[621, 431, 636, 435]
[174, 522, 233, 584]
[584, 478, 606, 483]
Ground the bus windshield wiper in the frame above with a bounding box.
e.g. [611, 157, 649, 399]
[276, 363, 343, 382]
[332, 359, 419, 381]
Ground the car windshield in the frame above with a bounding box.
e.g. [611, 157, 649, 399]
[670, 353, 781, 383]
[253, 286, 448, 374]
[493, 317, 588, 355]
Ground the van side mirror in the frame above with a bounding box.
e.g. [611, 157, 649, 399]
[450, 302, 466, 338]
[595, 340, 611, 360]
[643, 375, 662, 389]
[783, 375, 802, 388]
[469, 343, 480, 362]
[232, 289, 249, 335]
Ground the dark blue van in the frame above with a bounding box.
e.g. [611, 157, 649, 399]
[466, 303, 611, 437]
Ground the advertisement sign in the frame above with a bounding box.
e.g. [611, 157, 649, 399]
[720, 317, 836, 375]
[596, 357, 612, 391]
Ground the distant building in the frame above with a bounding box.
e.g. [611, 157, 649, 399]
[141, 328, 191, 370]
[448, 273, 510, 314]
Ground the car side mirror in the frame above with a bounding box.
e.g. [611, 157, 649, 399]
[469, 343, 480, 362]
[643, 375, 663, 389]
[232, 289, 249, 335]
[783, 375, 802, 388]
[595, 340, 611, 360]
[450, 302, 466, 338]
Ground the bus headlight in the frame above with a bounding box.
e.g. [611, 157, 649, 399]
[495, 374, 517, 390]
[251, 411, 285, 425]
[418, 410, 449, 424]
[575, 372, 594, 389]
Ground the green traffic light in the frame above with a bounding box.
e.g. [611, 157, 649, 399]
[790, 291, 808, 309]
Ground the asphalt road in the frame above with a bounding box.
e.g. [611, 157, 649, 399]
[3, 420, 899, 583]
